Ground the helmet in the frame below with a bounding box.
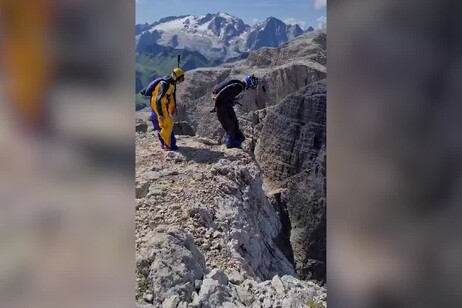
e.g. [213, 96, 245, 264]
[172, 68, 185, 81]
[245, 74, 258, 89]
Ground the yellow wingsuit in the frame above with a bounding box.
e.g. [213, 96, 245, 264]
[150, 68, 184, 149]
[151, 80, 176, 148]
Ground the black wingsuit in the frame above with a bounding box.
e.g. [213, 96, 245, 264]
[212, 79, 246, 147]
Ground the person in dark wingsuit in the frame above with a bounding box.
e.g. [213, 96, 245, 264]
[211, 74, 259, 148]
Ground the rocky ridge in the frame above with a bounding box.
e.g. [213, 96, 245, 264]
[135, 133, 326, 307]
[170, 30, 326, 145]
[136, 28, 327, 307]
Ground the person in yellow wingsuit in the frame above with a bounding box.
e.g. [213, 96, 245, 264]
[149, 68, 185, 151]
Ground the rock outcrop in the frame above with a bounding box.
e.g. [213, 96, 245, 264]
[135, 131, 326, 307]
[136, 117, 149, 133]
[277, 148, 326, 282]
[173, 30, 327, 143]
[254, 80, 326, 182]
[240, 80, 326, 283]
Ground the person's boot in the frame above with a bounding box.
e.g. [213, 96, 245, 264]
[225, 135, 235, 148]
[169, 134, 178, 151]
[226, 140, 240, 149]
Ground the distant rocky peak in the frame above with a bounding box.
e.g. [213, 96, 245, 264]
[136, 13, 313, 62]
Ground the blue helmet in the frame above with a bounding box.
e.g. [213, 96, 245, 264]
[245, 74, 259, 89]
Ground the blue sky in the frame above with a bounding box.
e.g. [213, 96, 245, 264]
[136, 0, 326, 30]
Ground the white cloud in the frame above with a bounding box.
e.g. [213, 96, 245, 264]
[284, 17, 307, 29]
[317, 16, 327, 29]
[314, 0, 327, 10]
[252, 18, 260, 25]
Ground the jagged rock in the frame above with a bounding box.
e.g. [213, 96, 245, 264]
[162, 294, 180, 308]
[136, 228, 206, 305]
[173, 31, 326, 142]
[206, 269, 229, 285]
[189, 292, 201, 307]
[136, 120, 148, 133]
[187, 207, 215, 228]
[194, 280, 202, 290]
[228, 270, 245, 285]
[197, 278, 230, 307]
[177, 302, 189, 308]
[255, 80, 326, 182]
[143, 293, 154, 304]
[137, 304, 154, 308]
[136, 182, 150, 199]
[246, 31, 326, 68]
[174, 121, 196, 136]
[258, 280, 271, 288]
[241, 81, 326, 282]
[210, 161, 296, 279]
[281, 150, 326, 282]
[280, 275, 301, 287]
[262, 297, 274, 308]
[233, 285, 255, 306]
[271, 275, 285, 294]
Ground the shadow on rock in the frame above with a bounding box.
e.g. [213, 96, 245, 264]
[178, 146, 225, 164]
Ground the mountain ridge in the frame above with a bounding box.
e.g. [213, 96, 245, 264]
[136, 13, 311, 62]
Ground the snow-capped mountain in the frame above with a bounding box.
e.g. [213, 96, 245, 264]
[136, 13, 306, 61]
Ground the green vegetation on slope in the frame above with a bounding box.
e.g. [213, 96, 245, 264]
[135, 44, 220, 110]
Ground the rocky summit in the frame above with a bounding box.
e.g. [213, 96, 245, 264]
[136, 134, 326, 307]
[136, 29, 326, 307]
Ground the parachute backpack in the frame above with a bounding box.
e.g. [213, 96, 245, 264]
[139, 76, 169, 97]
[139, 55, 184, 97]
[245, 74, 259, 89]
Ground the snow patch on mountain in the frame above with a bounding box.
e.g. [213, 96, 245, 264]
[136, 13, 306, 61]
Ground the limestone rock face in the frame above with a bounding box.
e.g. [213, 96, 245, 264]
[250, 81, 326, 282]
[246, 31, 326, 68]
[281, 148, 326, 282]
[136, 228, 206, 305]
[255, 80, 326, 182]
[173, 30, 326, 143]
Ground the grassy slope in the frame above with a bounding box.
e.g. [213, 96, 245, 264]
[135, 45, 220, 110]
